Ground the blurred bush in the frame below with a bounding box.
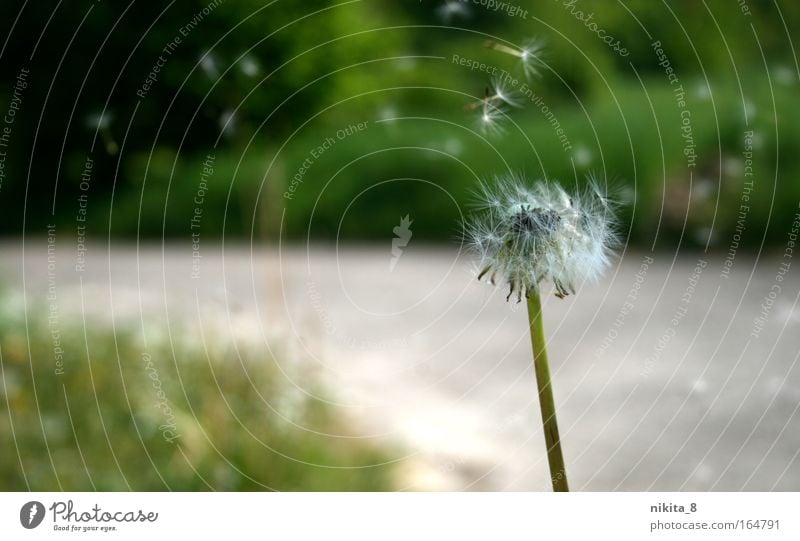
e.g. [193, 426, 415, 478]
[0, 0, 797, 246]
[110, 72, 798, 249]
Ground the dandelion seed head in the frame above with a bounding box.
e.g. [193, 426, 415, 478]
[465, 174, 618, 300]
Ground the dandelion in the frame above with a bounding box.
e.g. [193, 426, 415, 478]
[464, 174, 618, 491]
[484, 38, 545, 80]
[465, 77, 521, 135]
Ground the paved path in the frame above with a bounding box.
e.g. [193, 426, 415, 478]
[3, 240, 799, 490]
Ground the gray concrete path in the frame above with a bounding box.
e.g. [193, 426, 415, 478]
[2, 240, 799, 490]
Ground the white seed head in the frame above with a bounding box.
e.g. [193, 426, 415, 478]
[465, 174, 618, 301]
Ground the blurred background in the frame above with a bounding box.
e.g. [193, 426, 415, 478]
[0, 0, 798, 491]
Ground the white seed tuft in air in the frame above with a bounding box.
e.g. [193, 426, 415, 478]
[485, 38, 546, 80]
[466, 77, 522, 135]
[437, 0, 472, 23]
[465, 174, 618, 301]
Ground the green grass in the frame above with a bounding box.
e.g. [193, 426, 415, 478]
[0, 299, 396, 491]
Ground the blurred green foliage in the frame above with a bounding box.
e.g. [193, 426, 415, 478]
[0, 297, 395, 490]
[0, 0, 798, 246]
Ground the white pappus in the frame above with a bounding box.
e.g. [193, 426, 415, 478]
[484, 38, 546, 80]
[465, 77, 521, 135]
[465, 174, 618, 301]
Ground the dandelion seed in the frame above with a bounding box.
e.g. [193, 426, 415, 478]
[485, 38, 545, 79]
[694, 226, 716, 247]
[695, 82, 712, 101]
[378, 105, 398, 122]
[475, 103, 506, 135]
[436, 0, 471, 23]
[466, 77, 521, 111]
[443, 138, 463, 156]
[219, 109, 237, 137]
[84, 111, 111, 131]
[465, 174, 617, 301]
[84, 110, 118, 155]
[773, 65, 796, 86]
[573, 145, 593, 168]
[239, 54, 260, 77]
[199, 51, 219, 79]
[744, 99, 756, 119]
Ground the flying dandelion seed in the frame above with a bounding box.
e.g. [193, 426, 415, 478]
[443, 138, 463, 156]
[484, 38, 545, 80]
[84, 111, 111, 131]
[475, 101, 506, 135]
[743, 99, 757, 120]
[239, 55, 260, 77]
[573, 145, 593, 168]
[692, 177, 715, 202]
[219, 109, 237, 137]
[199, 51, 219, 79]
[465, 174, 618, 302]
[463, 173, 620, 492]
[436, 0, 471, 23]
[84, 110, 118, 155]
[378, 105, 398, 122]
[773, 65, 796, 86]
[466, 78, 521, 135]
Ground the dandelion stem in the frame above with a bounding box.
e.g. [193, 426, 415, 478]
[526, 288, 569, 492]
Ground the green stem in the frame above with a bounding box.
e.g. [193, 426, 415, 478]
[526, 288, 569, 492]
